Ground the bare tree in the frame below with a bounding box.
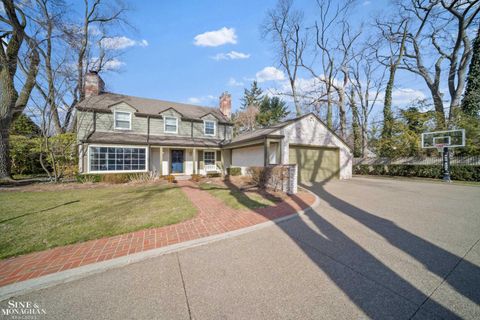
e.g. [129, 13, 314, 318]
[375, 18, 408, 155]
[0, 0, 40, 180]
[300, 0, 357, 136]
[350, 46, 386, 157]
[262, 0, 306, 116]
[397, 0, 480, 128]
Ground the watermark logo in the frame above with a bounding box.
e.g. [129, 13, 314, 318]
[1, 300, 47, 319]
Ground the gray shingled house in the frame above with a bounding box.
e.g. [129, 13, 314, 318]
[76, 72, 352, 183]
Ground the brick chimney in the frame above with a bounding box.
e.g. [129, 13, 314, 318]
[84, 71, 105, 98]
[219, 91, 231, 119]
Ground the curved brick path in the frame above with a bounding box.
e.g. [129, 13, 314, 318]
[0, 182, 315, 287]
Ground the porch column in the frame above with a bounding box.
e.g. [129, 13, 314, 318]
[264, 138, 270, 166]
[192, 148, 197, 174]
[159, 146, 163, 175]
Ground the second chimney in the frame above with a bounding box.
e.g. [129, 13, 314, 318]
[84, 71, 105, 98]
[219, 92, 232, 119]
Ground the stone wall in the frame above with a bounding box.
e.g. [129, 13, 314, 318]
[264, 164, 298, 195]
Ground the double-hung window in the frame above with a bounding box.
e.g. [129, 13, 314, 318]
[164, 116, 178, 133]
[114, 111, 131, 130]
[204, 120, 216, 136]
[204, 151, 215, 165]
[89, 146, 146, 172]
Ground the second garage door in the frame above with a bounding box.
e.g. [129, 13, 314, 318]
[289, 146, 340, 184]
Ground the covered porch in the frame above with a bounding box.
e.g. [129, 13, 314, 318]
[149, 147, 223, 176]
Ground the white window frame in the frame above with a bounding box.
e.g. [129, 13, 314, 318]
[164, 116, 178, 134]
[87, 145, 149, 174]
[114, 110, 132, 130]
[203, 120, 216, 136]
[203, 150, 216, 165]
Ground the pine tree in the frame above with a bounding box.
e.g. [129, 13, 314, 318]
[256, 96, 290, 127]
[241, 81, 264, 109]
[462, 25, 480, 118]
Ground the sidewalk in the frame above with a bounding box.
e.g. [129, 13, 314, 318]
[0, 181, 315, 288]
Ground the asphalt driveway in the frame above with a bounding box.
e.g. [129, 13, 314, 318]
[1, 177, 479, 319]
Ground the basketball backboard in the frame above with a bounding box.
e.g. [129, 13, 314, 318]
[421, 129, 465, 150]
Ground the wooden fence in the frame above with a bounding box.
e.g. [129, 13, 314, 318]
[354, 156, 480, 166]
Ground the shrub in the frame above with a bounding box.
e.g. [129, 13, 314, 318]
[128, 172, 158, 183]
[100, 174, 131, 184]
[164, 175, 176, 183]
[227, 167, 242, 176]
[190, 174, 203, 182]
[354, 164, 480, 181]
[247, 167, 271, 188]
[206, 172, 221, 178]
[76, 174, 101, 183]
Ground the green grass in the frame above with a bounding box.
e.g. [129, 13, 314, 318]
[0, 184, 197, 259]
[199, 183, 279, 210]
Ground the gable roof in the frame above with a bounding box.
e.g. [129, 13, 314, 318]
[76, 92, 230, 123]
[225, 112, 351, 150]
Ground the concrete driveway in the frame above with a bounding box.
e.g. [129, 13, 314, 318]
[1, 177, 479, 319]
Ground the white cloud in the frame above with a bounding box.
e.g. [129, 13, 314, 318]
[228, 77, 244, 87]
[187, 95, 217, 105]
[193, 27, 237, 47]
[90, 57, 125, 71]
[256, 66, 285, 83]
[100, 36, 149, 50]
[212, 51, 250, 61]
[391, 88, 427, 105]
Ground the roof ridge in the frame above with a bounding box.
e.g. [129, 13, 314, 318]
[101, 91, 220, 112]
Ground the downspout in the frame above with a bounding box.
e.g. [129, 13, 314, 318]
[147, 116, 151, 172]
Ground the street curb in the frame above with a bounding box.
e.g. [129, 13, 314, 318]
[0, 190, 320, 301]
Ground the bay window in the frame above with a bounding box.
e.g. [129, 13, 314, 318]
[89, 146, 146, 172]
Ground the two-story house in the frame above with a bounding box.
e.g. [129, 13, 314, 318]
[76, 72, 353, 183]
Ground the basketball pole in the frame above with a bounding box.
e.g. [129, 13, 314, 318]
[442, 147, 451, 182]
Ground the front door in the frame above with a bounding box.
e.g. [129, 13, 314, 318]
[171, 150, 184, 173]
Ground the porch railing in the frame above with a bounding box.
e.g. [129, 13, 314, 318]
[204, 164, 220, 172]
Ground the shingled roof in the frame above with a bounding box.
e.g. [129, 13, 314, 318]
[76, 92, 231, 123]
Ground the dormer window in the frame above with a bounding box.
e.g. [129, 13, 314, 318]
[114, 111, 131, 130]
[164, 116, 178, 133]
[204, 120, 216, 136]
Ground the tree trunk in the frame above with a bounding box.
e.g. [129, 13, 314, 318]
[326, 91, 333, 129]
[0, 118, 13, 180]
[338, 88, 346, 139]
[462, 25, 480, 117]
[350, 90, 361, 157]
[382, 66, 395, 139]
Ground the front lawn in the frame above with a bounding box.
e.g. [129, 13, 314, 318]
[0, 184, 196, 259]
[199, 182, 280, 210]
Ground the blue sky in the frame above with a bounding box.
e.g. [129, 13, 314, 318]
[99, 0, 429, 117]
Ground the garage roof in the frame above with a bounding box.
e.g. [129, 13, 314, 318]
[224, 113, 351, 150]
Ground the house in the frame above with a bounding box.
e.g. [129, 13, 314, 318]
[76, 72, 352, 183]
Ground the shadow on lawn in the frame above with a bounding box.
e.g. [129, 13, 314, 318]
[211, 168, 472, 317]
[0, 200, 80, 224]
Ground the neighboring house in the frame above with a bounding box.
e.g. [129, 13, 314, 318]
[76, 72, 352, 183]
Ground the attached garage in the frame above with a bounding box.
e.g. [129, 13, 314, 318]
[289, 146, 340, 184]
[224, 113, 352, 181]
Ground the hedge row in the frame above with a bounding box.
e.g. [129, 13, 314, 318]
[353, 164, 480, 181]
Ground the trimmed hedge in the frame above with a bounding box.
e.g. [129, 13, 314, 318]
[227, 167, 242, 176]
[354, 164, 480, 181]
[76, 173, 135, 184]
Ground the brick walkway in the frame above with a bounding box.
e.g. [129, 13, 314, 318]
[0, 182, 315, 287]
